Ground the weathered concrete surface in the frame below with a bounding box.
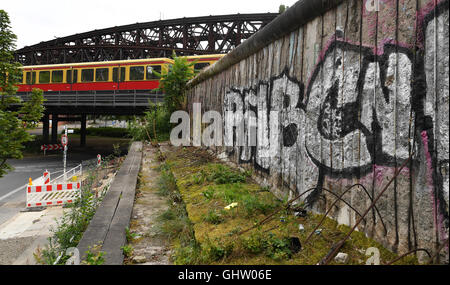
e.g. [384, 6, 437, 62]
[0, 207, 64, 265]
[126, 144, 172, 265]
[77, 142, 142, 264]
[187, 0, 449, 263]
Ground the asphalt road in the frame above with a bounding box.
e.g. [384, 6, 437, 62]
[0, 152, 98, 226]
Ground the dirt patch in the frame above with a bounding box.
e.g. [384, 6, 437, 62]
[125, 144, 172, 265]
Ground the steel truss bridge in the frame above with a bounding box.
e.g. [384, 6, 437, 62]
[14, 13, 278, 65]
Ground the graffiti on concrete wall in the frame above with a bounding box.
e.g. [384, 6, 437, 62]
[222, 0, 448, 244]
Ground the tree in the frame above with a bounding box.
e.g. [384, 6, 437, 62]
[158, 51, 196, 114]
[0, 10, 44, 178]
[279, 4, 289, 13]
[127, 51, 195, 143]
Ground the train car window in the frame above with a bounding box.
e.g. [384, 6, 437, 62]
[26, 72, 36, 84]
[39, 71, 50, 84]
[73, 70, 78, 83]
[120, 67, 126, 82]
[96, 68, 109, 82]
[81, 69, 94, 82]
[113, 68, 118, 82]
[26, 72, 31, 84]
[66, 70, 72, 83]
[130, 66, 144, 81]
[194, 62, 210, 70]
[52, 70, 63, 83]
[18, 72, 23, 84]
[146, 65, 161, 80]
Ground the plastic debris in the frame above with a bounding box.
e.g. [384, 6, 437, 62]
[334, 252, 349, 264]
[314, 229, 323, 235]
[299, 224, 305, 231]
[224, 202, 238, 210]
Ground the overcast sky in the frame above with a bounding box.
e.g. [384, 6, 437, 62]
[2, 0, 299, 49]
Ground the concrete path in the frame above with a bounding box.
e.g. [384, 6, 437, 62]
[0, 206, 64, 265]
[126, 144, 171, 265]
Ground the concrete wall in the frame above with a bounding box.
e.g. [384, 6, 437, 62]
[187, 0, 449, 262]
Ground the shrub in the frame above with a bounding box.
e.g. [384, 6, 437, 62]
[241, 231, 294, 261]
[71, 127, 129, 138]
[207, 164, 248, 184]
[127, 104, 171, 142]
[34, 169, 106, 265]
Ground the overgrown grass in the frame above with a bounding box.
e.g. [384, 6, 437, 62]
[157, 147, 419, 265]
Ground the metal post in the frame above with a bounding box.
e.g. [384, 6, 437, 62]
[80, 114, 87, 147]
[64, 125, 67, 181]
[51, 114, 58, 144]
[43, 113, 49, 144]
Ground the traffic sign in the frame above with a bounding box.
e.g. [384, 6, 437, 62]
[61, 134, 68, 147]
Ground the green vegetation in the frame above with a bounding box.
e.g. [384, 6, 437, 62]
[278, 4, 290, 13]
[159, 51, 196, 114]
[154, 146, 419, 265]
[0, 10, 45, 178]
[121, 244, 134, 258]
[71, 127, 129, 138]
[33, 154, 122, 265]
[127, 52, 196, 143]
[82, 245, 106, 265]
[127, 103, 171, 142]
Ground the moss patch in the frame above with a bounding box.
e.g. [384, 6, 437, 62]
[158, 146, 418, 265]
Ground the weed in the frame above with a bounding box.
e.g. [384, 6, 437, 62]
[157, 169, 178, 196]
[203, 209, 225, 225]
[125, 227, 139, 243]
[159, 208, 176, 221]
[121, 244, 134, 258]
[82, 245, 106, 265]
[192, 171, 206, 184]
[207, 164, 248, 184]
[241, 194, 278, 217]
[33, 164, 114, 265]
[241, 231, 267, 254]
[201, 238, 234, 262]
[201, 186, 215, 200]
[240, 231, 293, 261]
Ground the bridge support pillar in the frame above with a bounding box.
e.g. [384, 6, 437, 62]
[43, 114, 49, 144]
[51, 114, 58, 144]
[80, 114, 87, 147]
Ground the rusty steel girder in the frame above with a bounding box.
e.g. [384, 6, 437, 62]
[14, 13, 279, 65]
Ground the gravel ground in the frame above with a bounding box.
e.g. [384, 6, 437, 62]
[126, 144, 172, 265]
[0, 236, 37, 265]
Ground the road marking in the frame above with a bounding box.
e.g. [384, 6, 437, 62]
[0, 176, 44, 203]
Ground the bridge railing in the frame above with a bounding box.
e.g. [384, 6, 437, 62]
[16, 90, 164, 107]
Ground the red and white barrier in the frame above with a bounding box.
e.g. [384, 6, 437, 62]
[41, 144, 63, 151]
[43, 170, 50, 184]
[26, 182, 81, 208]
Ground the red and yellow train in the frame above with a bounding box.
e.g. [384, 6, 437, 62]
[16, 54, 225, 93]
